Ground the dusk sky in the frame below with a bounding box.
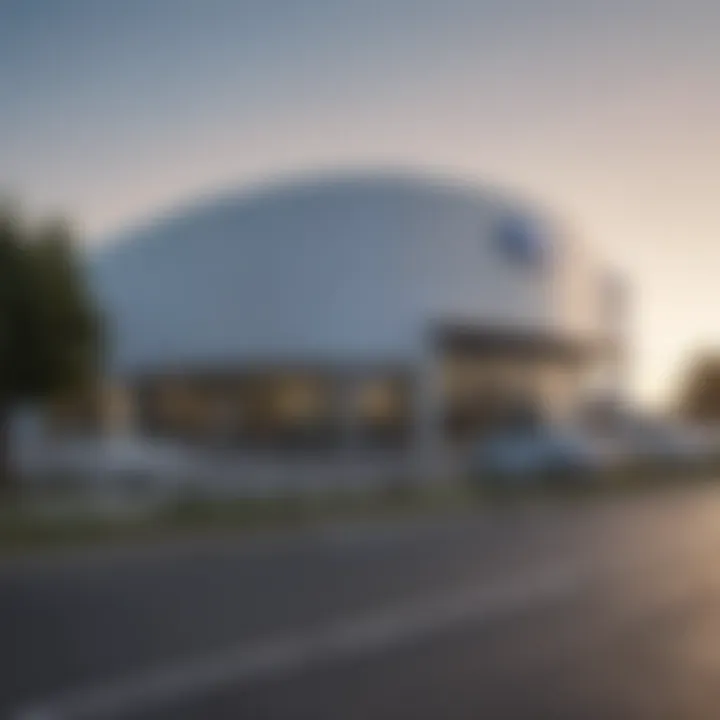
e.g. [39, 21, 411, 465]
[2, 0, 719, 404]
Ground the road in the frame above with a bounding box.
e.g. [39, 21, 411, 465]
[5, 485, 720, 719]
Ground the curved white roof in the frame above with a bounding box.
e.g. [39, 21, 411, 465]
[90, 172, 612, 375]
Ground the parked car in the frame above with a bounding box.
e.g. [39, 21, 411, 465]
[20, 435, 192, 495]
[617, 422, 717, 468]
[469, 426, 608, 483]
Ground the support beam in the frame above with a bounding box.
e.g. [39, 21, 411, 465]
[413, 347, 446, 482]
[335, 371, 362, 456]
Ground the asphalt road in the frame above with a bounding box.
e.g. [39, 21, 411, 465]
[5, 485, 720, 719]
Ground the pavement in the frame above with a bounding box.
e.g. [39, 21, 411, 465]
[4, 485, 720, 719]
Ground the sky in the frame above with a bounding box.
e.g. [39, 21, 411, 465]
[1, 0, 719, 405]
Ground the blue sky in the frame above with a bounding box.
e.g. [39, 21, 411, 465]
[2, 0, 719, 403]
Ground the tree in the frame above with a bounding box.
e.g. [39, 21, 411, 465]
[677, 353, 720, 423]
[0, 207, 101, 496]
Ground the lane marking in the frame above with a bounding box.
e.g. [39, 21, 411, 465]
[11, 562, 586, 720]
[15, 506, 720, 720]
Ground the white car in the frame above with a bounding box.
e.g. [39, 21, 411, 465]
[470, 426, 606, 482]
[617, 423, 717, 467]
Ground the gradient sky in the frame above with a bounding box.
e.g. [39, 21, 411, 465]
[2, 0, 719, 404]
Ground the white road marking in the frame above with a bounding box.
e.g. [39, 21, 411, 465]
[11, 562, 586, 720]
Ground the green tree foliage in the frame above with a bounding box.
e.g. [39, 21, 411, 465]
[0, 207, 101, 494]
[678, 354, 720, 422]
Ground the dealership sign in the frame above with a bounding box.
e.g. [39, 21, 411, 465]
[495, 212, 550, 269]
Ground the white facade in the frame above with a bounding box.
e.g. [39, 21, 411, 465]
[91, 174, 616, 372]
[88, 172, 624, 457]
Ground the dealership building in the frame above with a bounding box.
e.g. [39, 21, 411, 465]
[87, 173, 626, 465]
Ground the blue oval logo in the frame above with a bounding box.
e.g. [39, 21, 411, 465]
[495, 213, 549, 268]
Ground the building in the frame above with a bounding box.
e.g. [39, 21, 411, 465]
[88, 172, 626, 467]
